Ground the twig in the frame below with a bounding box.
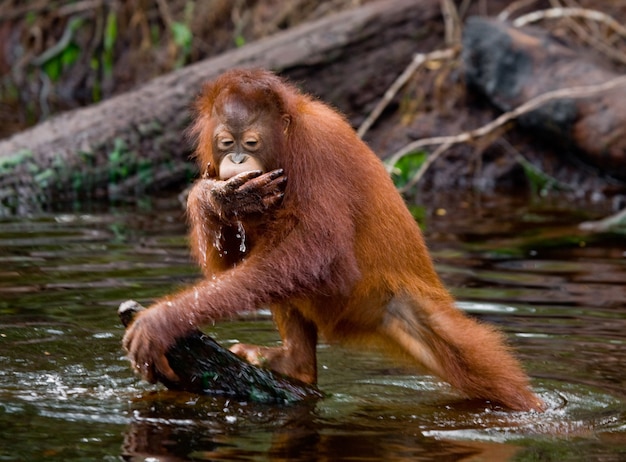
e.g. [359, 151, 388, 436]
[357, 48, 456, 138]
[398, 139, 453, 193]
[543, 1, 626, 65]
[57, 0, 103, 17]
[497, 0, 541, 21]
[31, 17, 82, 66]
[385, 74, 626, 179]
[0, 0, 48, 21]
[457, 0, 472, 20]
[512, 7, 626, 38]
[579, 207, 626, 232]
[440, 0, 461, 46]
[0, 0, 101, 21]
[155, 0, 174, 30]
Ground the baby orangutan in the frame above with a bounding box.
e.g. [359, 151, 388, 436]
[123, 68, 545, 412]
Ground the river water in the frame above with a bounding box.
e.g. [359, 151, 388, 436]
[0, 194, 624, 461]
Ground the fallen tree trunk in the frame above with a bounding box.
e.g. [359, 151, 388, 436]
[118, 300, 323, 403]
[463, 17, 626, 181]
[0, 0, 441, 215]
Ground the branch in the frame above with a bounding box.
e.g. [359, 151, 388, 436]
[512, 7, 626, 37]
[510, 6, 626, 64]
[398, 139, 453, 193]
[440, 0, 462, 46]
[385, 75, 626, 181]
[497, 0, 542, 21]
[579, 208, 626, 232]
[357, 48, 456, 138]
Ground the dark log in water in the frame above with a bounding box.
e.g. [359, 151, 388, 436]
[118, 300, 323, 404]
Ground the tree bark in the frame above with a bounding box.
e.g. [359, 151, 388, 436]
[463, 17, 626, 181]
[0, 0, 441, 215]
[118, 300, 323, 403]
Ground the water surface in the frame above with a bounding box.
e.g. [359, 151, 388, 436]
[1, 194, 625, 461]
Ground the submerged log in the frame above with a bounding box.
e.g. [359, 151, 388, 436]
[118, 300, 323, 404]
[463, 17, 626, 181]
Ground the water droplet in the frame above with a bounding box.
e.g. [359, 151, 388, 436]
[236, 220, 247, 253]
[213, 227, 224, 253]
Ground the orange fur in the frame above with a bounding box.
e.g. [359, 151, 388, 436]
[122, 69, 544, 411]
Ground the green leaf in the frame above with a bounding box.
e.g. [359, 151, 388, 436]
[104, 11, 117, 52]
[34, 169, 56, 188]
[60, 42, 80, 68]
[0, 150, 33, 171]
[43, 58, 62, 81]
[171, 22, 192, 49]
[234, 35, 246, 48]
[25, 12, 37, 25]
[517, 155, 564, 197]
[101, 12, 117, 76]
[390, 150, 427, 189]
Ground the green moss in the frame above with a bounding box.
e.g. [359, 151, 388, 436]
[0, 150, 34, 174]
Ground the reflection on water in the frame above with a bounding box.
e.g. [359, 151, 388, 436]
[0, 195, 625, 461]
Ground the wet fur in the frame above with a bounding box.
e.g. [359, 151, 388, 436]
[123, 68, 544, 411]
